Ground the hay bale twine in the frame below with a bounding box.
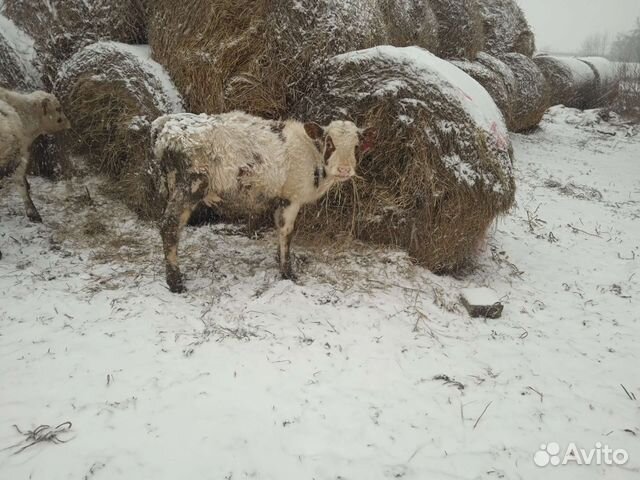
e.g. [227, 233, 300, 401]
[499, 53, 550, 132]
[3, 0, 147, 88]
[429, 0, 484, 59]
[477, 0, 535, 57]
[148, 0, 385, 117]
[378, 0, 439, 51]
[54, 42, 184, 219]
[293, 46, 515, 272]
[533, 55, 597, 109]
[450, 58, 514, 130]
[578, 57, 620, 107]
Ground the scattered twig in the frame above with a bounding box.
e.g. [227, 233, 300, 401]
[567, 224, 601, 238]
[618, 251, 636, 261]
[528, 386, 544, 403]
[5, 422, 73, 455]
[473, 401, 493, 430]
[433, 374, 465, 391]
[621, 384, 637, 401]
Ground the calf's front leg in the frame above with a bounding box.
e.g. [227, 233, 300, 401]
[160, 188, 196, 293]
[274, 200, 301, 280]
[15, 155, 41, 223]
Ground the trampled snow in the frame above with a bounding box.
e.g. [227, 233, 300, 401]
[0, 107, 639, 479]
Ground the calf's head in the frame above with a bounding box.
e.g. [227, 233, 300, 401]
[305, 120, 376, 182]
[33, 91, 71, 134]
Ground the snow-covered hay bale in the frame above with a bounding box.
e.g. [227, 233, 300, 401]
[579, 56, 620, 107]
[379, 0, 439, 51]
[499, 53, 550, 132]
[0, 14, 41, 90]
[293, 46, 515, 272]
[533, 55, 597, 109]
[429, 0, 484, 59]
[3, 0, 146, 88]
[148, 0, 384, 117]
[54, 42, 184, 219]
[450, 57, 514, 129]
[477, 0, 535, 57]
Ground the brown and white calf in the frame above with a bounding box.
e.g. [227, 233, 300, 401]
[151, 111, 375, 293]
[0, 87, 70, 223]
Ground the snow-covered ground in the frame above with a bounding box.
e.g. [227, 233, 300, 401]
[1, 107, 639, 479]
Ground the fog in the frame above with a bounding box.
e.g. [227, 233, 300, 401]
[516, 0, 640, 54]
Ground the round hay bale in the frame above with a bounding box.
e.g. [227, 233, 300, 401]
[450, 57, 514, 130]
[293, 46, 515, 272]
[429, 0, 484, 59]
[477, 0, 535, 57]
[54, 41, 184, 219]
[533, 55, 597, 109]
[0, 14, 42, 90]
[578, 56, 620, 107]
[378, 0, 439, 51]
[499, 53, 550, 132]
[3, 0, 146, 88]
[148, 0, 385, 117]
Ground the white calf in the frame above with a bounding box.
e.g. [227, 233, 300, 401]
[151, 111, 375, 293]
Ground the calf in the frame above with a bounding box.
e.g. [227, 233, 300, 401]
[0, 87, 70, 223]
[151, 111, 375, 293]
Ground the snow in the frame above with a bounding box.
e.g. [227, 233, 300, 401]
[547, 56, 597, 84]
[0, 13, 42, 88]
[460, 287, 501, 306]
[106, 43, 185, 114]
[334, 46, 508, 138]
[1, 107, 640, 479]
[58, 42, 184, 114]
[579, 57, 619, 84]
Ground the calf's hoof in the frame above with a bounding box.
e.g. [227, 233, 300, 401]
[27, 210, 43, 223]
[280, 268, 298, 282]
[166, 267, 186, 293]
[169, 281, 187, 294]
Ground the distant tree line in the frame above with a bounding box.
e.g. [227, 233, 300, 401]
[610, 18, 640, 62]
[580, 18, 640, 62]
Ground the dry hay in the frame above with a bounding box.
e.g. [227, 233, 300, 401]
[148, 0, 385, 117]
[3, 0, 146, 89]
[578, 57, 621, 107]
[477, 0, 535, 57]
[54, 42, 184, 219]
[378, 0, 439, 51]
[450, 56, 515, 130]
[533, 55, 597, 109]
[498, 53, 550, 132]
[292, 46, 515, 272]
[429, 0, 484, 59]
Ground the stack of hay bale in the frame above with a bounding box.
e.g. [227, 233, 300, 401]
[1, 0, 619, 272]
[435, 0, 551, 132]
[533, 55, 597, 109]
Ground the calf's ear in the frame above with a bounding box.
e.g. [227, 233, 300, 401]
[359, 127, 377, 154]
[304, 122, 324, 140]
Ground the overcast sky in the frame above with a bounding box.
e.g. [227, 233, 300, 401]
[516, 0, 640, 53]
